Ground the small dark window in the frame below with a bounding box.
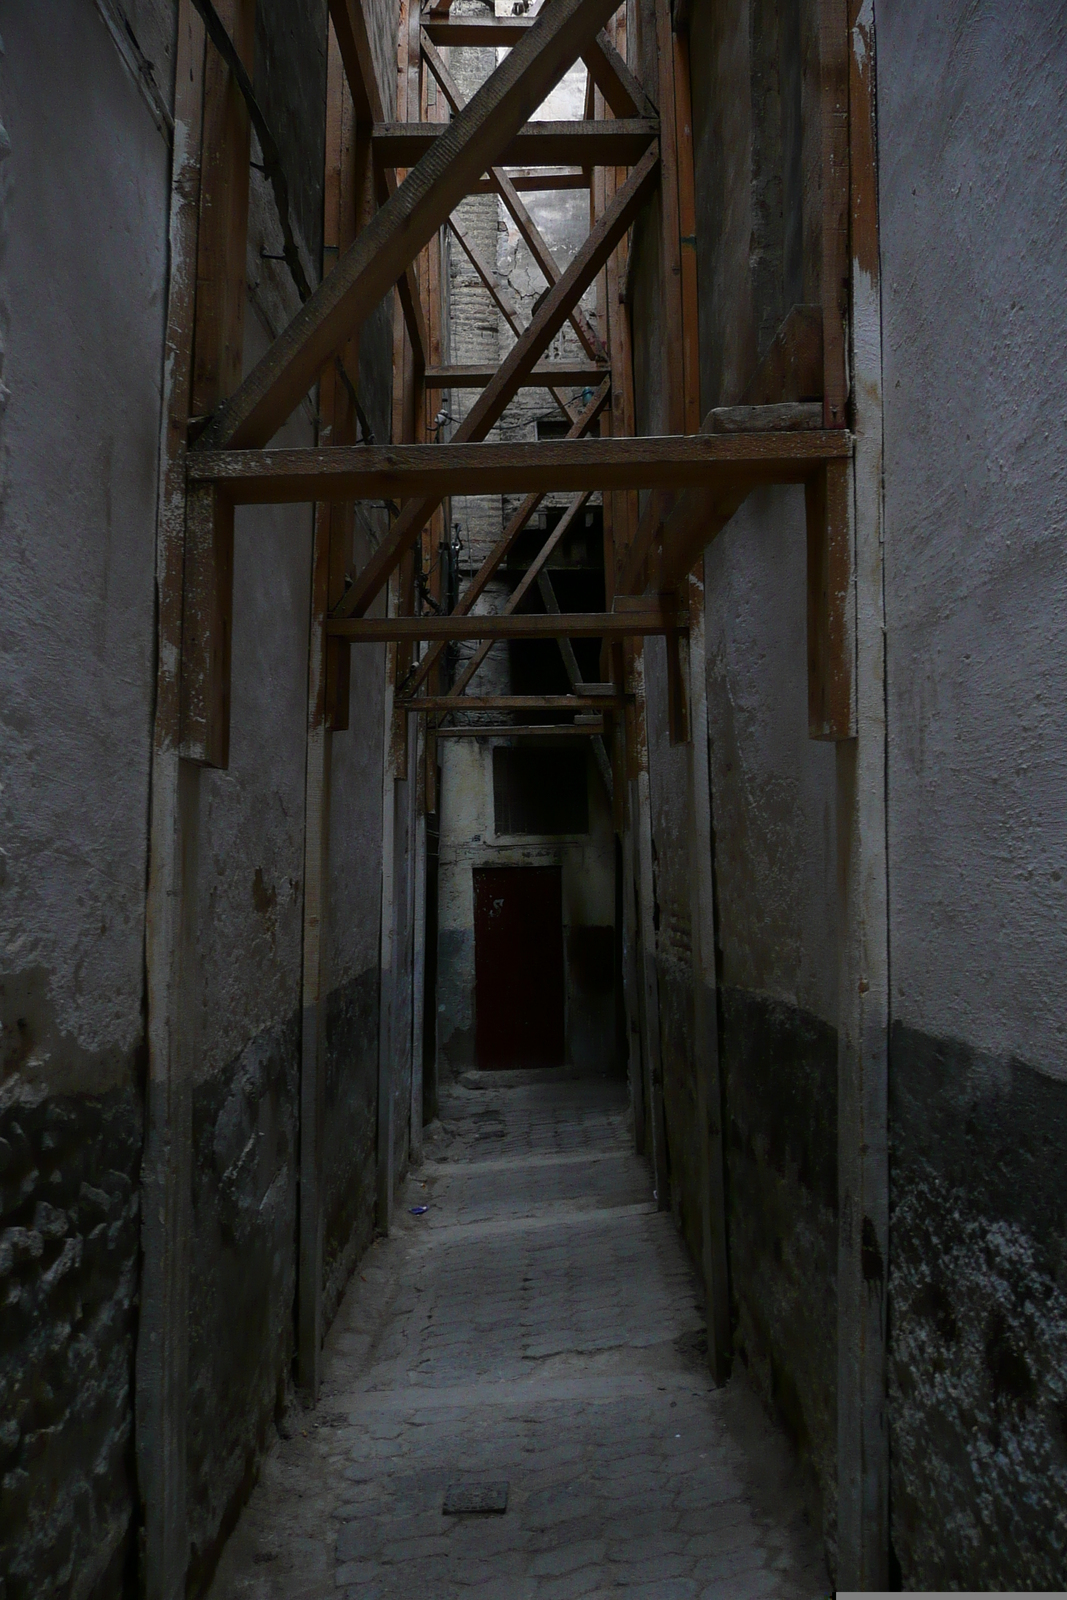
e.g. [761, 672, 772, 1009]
[493, 747, 588, 836]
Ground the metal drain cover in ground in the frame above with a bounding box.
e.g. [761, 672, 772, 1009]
[442, 1481, 509, 1515]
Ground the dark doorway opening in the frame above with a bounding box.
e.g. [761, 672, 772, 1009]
[473, 865, 565, 1068]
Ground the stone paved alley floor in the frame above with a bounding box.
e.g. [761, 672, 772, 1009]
[208, 1068, 830, 1600]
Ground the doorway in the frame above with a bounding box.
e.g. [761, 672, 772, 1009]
[473, 866, 565, 1068]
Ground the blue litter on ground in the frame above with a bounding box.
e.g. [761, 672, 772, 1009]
[409, 1205, 429, 1215]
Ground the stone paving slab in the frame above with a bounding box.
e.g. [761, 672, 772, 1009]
[206, 1070, 830, 1600]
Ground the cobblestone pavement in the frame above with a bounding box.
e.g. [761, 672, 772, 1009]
[208, 1068, 830, 1600]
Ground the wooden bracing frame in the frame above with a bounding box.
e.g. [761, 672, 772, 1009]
[140, 0, 886, 1591]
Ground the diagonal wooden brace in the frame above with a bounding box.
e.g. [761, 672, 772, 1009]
[336, 142, 659, 619]
[199, 0, 630, 450]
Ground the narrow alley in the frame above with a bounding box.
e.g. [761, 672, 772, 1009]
[208, 1067, 826, 1599]
[5, 2, 1066, 1596]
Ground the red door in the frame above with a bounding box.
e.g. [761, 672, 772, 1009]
[473, 866, 565, 1068]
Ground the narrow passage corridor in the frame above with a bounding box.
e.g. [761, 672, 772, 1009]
[210, 1070, 828, 1600]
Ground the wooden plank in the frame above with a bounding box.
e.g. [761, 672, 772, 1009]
[421, 15, 536, 43]
[806, 458, 854, 739]
[707, 401, 822, 432]
[672, 27, 700, 435]
[446, 491, 594, 697]
[406, 693, 626, 711]
[197, 0, 629, 450]
[335, 144, 661, 617]
[631, 650, 670, 1211]
[190, 428, 849, 503]
[685, 562, 731, 1383]
[137, 8, 206, 1597]
[372, 118, 657, 166]
[328, 609, 683, 642]
[179, 0, 255, 768]
[583, 27, 655, 117]
[836, 0, 888, 1583]
[468, 168, 590, 193]
[401, 380, 610, 698]
[433, 721, 604, 737]
[420, 31, 606, 363]
[741, 303, 824, 404]
[819, 0, 849, 425]
[424, 362, 609, 387]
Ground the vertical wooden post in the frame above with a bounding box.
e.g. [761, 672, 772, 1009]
[835, 0, 888, 1586]
[820, 0, 850, 427]
[631, 649, 670, 1210]
[377, 620, 399, 1234]
[179, 0, 255, 770]
[686, 565, 731, 1382]
[410, 719, 428, 1164]
[138, 7, 204, 1597]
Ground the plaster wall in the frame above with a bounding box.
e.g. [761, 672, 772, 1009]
[628, 0, 840, 1544]
[877, 1, 1067, 1585]
[436, 740, 615, 1077]
[0, 6, 172, 1593]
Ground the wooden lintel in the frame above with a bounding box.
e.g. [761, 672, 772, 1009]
[468, 169, 589, 193]
[329, 609, 684, 642]
[372, 118, 657, 168]
[189, 429, 849, 504]
[424, 362, 610, 388]
[433, 722, 604, 737]
[407, 694, 624, 710]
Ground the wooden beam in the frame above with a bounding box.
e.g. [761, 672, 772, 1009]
[446, 490, 594, 698]
[468, 168, 589, 193]
[685, 562, 731, 1383]
[189, 428, 849, 503]
[335, 143, 661, 617]
[137, 7, 206, 1596]
[372, 118, 657, 167]
[410, 693, 622, 711]
[820, 0, 850, 425]
[433, 721, 604, 737]
[329, 607, 684, 641]
[179, 0, 255, 768]
[446, 213, 578, 420]
[424, 361, 609, 388]
[836, 0, 888, 1581]
[741, 303, 824, 404]
[420, 15, 536, 44]
[197, 0, 630, 449]
[806, 458, 854, 739]
[583, 27, 655, 117]
[401, 379, 610, 699]
[420, 30, 606, 363]
[328, 0, 429, 369]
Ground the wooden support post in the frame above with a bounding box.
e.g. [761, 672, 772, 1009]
[410, 717, 427, 1164]
[685, 564, 731, 1382]
[377, 622, 399, 1235]
[820, 0, 850, 427]
[835, 0, 888, 1585]
[631, 648, 670, 1210]
[137, 7, 205, 1597]
[297, 19, 360, 1401]
[179, 0, 255, 770]
[806, 458, 854, 739]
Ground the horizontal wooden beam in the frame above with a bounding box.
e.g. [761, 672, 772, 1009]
[405, 694, 623, 710]
[469, 168, 589, 193]
[189, 430, 849, 503]
[433, 721, 604, 736]
[197, 0, 626, 448]
[424, 362, 610, 389]
[372, 119, 657, 168]
[422, 15, 537, 44]
[327, 608, 683, 642]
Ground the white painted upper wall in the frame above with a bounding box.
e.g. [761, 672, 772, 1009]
[879, 0, 1067, 1075]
